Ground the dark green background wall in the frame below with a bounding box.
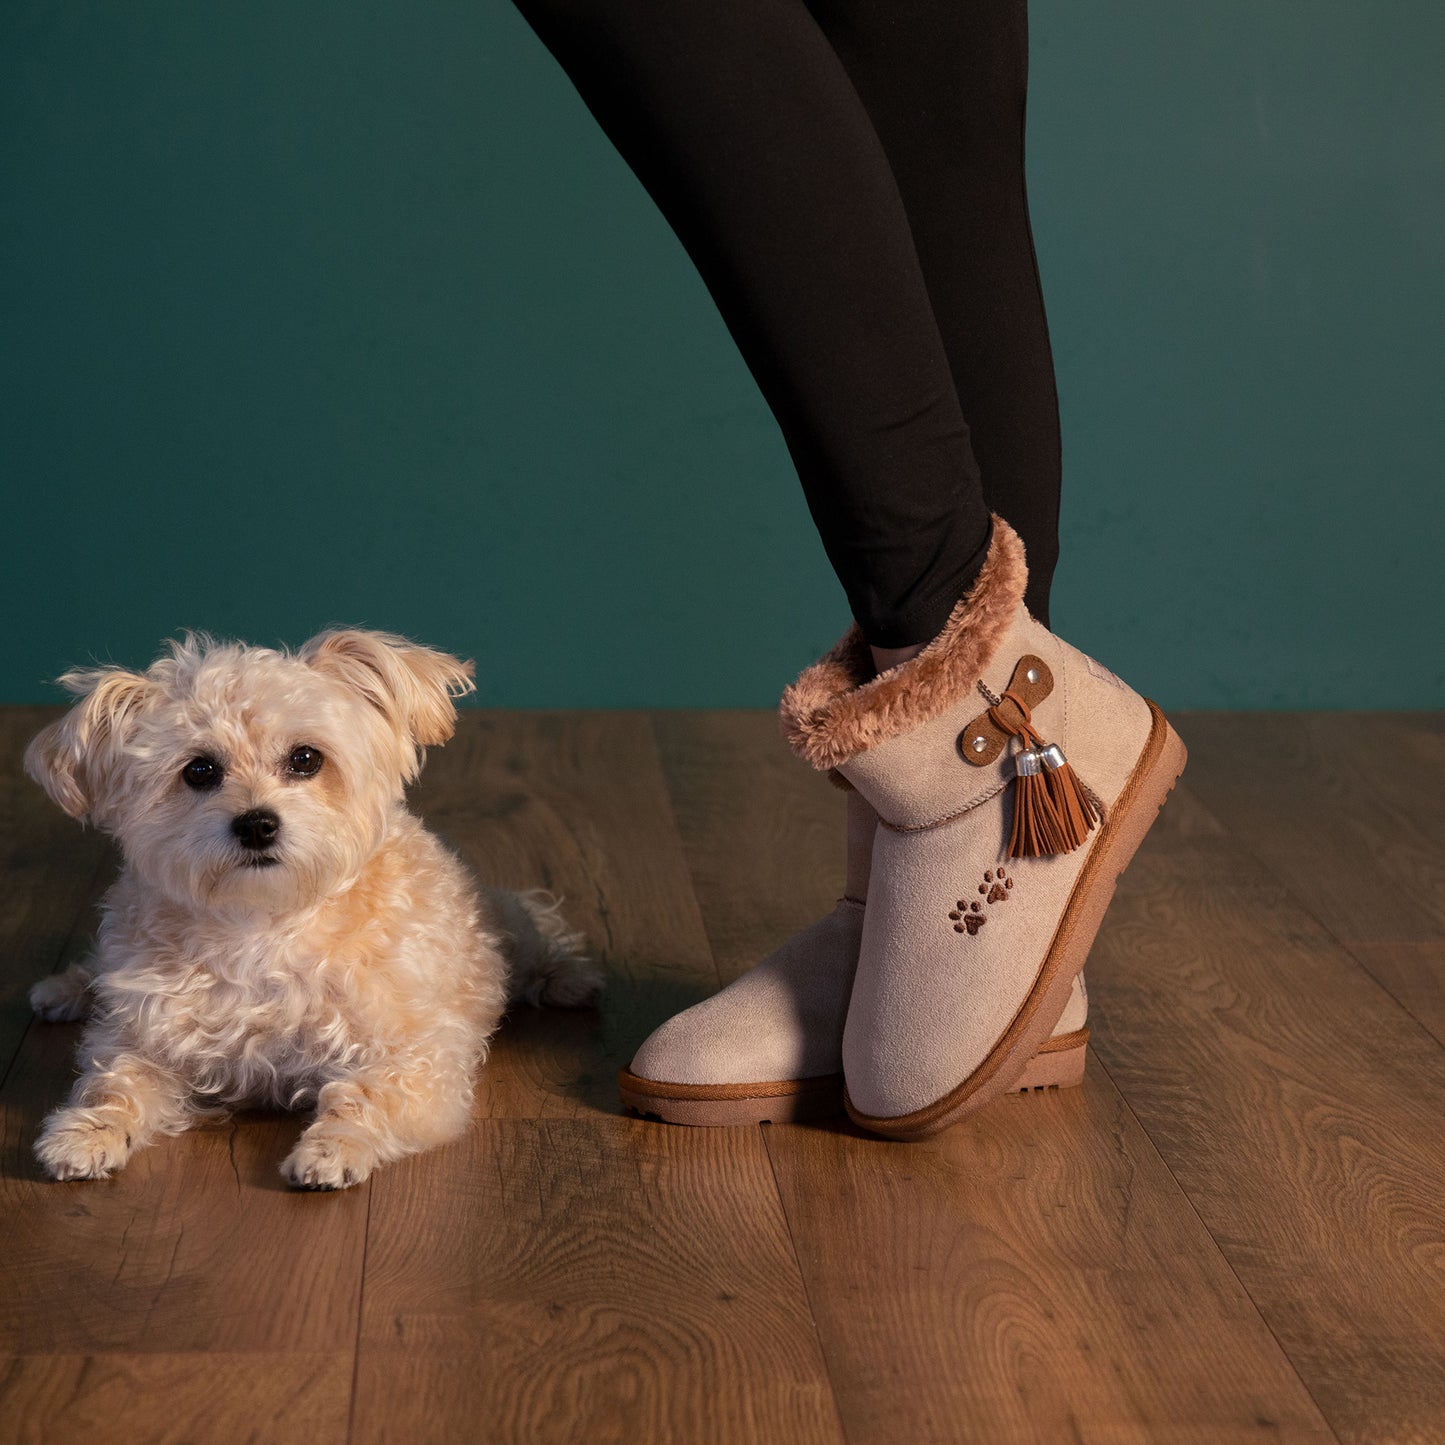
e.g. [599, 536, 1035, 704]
[4, 3, 1442, 708]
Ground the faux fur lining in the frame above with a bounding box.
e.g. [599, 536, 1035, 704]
[779, 515, 1029, 771]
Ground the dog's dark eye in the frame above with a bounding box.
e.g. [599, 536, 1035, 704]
[286, 745, 324, 778]
[182, 756, 223, 790]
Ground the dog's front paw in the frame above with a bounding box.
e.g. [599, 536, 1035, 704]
[281, 1128, 374, 1191]
[29, 966, 93, 1023]
[35, 1109, 131, 1181]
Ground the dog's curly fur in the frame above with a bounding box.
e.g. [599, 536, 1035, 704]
[24, 629, 601, 1190]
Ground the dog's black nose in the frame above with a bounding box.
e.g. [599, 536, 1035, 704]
[232, 808, 281, 851]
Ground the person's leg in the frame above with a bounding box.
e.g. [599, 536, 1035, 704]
[511, 0, 992, 648]
[509, 0, 1117, 1127]
[806, 0, 1062, 625]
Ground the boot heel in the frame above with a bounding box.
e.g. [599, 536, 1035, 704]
[1012, 1028, 1088, 1093]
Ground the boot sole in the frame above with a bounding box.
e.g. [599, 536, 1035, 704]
[845, 699, 1186, 1141]
[616, 1027, 1091, 1128]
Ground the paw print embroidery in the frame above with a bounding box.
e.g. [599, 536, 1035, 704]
[949, 901, 987, 935]
[948, 867, 1013, 936]
[984, 867, 1013, 904]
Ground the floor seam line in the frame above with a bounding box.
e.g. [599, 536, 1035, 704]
[344, 1179, 376, 1445]
[1091, 1049, 1342, 1443]
[1170, 781, 1445, 1052]
[762, 1126, 855, 1445]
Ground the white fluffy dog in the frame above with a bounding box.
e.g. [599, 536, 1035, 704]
[24, 629, 601, 1189]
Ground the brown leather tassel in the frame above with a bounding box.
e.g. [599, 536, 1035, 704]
[1039, 743, 1098, 851]
[1008, 749, 1066, 858]
[988, 690, 1099, 860]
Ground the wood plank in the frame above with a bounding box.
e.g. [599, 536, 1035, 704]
[1181, 712, 1445, 1044]
[768, 1098, 1333, 1445]
[654, 711, 1334, 1444]
[0, 1014, 370, 1357]
[0, 1033, 366, 1435]
[1088, 781, 1445, 1445]
[1178, 712, 1445, 945]
[650, 710, 846, 984]
[352, 1118, 845, 1445]
[353, 711, 843, 1445]
[0, 707, 113, 1085]
[1342, 940, 1444, 1047]
[0, 1352, 350, 1445]
[4, 704, 1437, 1444]
[411, 711, 721, 1119]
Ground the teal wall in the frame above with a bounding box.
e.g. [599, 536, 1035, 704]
[4, 3, 1442, 708]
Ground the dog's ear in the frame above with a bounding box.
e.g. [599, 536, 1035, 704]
[301, 630, 476, 760]
[24, 667, 152, 822]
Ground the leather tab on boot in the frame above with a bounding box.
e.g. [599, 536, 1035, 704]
[956, 655, 1054, 767]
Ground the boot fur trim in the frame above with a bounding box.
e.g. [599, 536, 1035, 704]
[779, 516, 1028, 771]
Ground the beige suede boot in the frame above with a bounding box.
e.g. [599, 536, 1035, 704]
[618, 787, 872, 1126]
[617, 761, 1092, 1126]
[779, 515, 1186, 1139]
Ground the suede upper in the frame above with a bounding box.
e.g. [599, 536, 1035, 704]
[771, 514, 1174, 1128]
[626, 782, 1091, 1093]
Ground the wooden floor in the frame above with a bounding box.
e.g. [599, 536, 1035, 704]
[2, 707, 1442, 1445]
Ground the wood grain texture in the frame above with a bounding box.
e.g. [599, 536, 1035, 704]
[1341, 941, 1445, 1047]
[0, 707, 113, 1086]
[2, 706, 1442, 1445]
[1179, 712, 1445, 1043]
[0, 1352, 350, 1445]
[353, 712, 840, 1445]
[1088, 781, 1445, 1445]
[412, 711, 720, 1119]
[655, 709, 1337, 1444]
[351, 1118, 844, 1445]
[1178, 712, 1445, 945]
[650, 711, 846, 984]
[0, 1024, 370, 1356]
[768, 1100, 1334, 1445]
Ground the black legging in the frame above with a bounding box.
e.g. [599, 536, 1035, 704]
[513, 0, 1061, 642]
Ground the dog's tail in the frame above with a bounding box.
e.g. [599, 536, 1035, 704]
[490, 888, 604, 1009]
